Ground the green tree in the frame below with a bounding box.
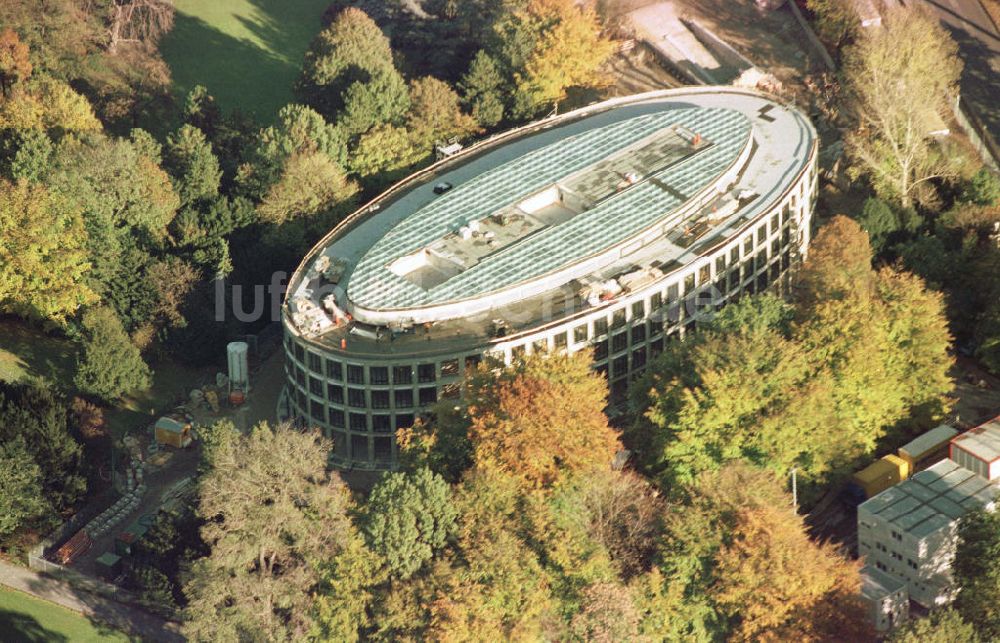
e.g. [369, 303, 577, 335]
[256, 151, 359, 225]
[961, 167, 1000, 206]
[184, 423, 359, 641]
[843, 9, 963, 208]
[363, 467, 458, 579]
[806, 0, 858, 49]
[183, 85, 222, 136]
[0, 382, 86, 511]
[0, 179, 96, 322]
[348, 124, 423, 180]
[338, 67, 410, 137]
[163, 124, 221, 207]
[0, 438, 51, 539]
[0, 129, 53, 182]
[953, 509, 1000, 639]
[74, 306, 151, 403]
[889, 608, 978, 643]
[460, 51, 506, 128]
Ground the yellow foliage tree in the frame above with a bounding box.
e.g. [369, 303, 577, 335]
[0, 180, 96, 322]
[0, 76, 101, 131]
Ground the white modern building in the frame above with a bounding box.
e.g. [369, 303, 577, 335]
[282, 88, 818, 468]
[858, 429, 1000, 608]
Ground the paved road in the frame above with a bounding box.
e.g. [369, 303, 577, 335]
[916, 0, 1000, 142]
[0, 560, 184, 642]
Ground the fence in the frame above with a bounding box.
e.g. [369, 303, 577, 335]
[953, 94, 1000, 171]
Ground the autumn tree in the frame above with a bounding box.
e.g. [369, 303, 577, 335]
[184, 423, 360, 641]
[0, 180, 96, 322]
[74, 306, 151, 403]
[655, 463, 871, 641]
[256, 151, 359, 225]
[362, 467, 458, 579]
[490, 0, 615, 117]
[465, 351, 620, 489]
[0, 28, 31, 96]
[0, 76, 102, 132]
[843, 8, 963, 208]
[806, 0, 859, 49]
[406, 76, 480, 149]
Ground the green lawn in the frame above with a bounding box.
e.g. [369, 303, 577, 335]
[0, 588, 130, 642]
[0, 319, 76, 388]
[160, 0, 331, 121]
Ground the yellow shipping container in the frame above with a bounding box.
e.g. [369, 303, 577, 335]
[852, 455, 911, 499]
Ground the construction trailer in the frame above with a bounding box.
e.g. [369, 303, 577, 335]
[860, 565, 909, 632]
[95, 552, 123, 581]
[898, 425, 959, 473]
[115, 519, 150, 558]
[950, 418, 1000, 481]
[154, 416, 192, 449]
[851, 455, 911, 500]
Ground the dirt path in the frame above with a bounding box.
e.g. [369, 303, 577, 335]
[0, 561, 183, 642]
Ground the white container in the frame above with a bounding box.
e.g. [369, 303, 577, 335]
[227, 341, 250, 392]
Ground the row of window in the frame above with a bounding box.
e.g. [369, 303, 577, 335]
[289, 340, 481, 387]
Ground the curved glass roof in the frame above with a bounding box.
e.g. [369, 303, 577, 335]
[347, 106, 752, 311]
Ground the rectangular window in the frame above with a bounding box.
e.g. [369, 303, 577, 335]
[684, 273, 695, 293]
[512, 344, 526, 360]
[371, 390, 390, 409]
[441, 359, 459, 377]
[573, 324, 589, 343]
[372, 414, 392, 433]
[418, 363, 436, 383]
[612, 355, 628, 379]
[419, 387, 438, 406]
[650, 337, 664, 357]
[667, 283, 679, 303]
[374, 436, 393, 462]
[699, 264, 710, 285]
[370, 366, 389, 385]
[631, 300, 645, 319]
[348, 388, 366, 408]
[309, 376, 323, 397]
[347, 364, 365, 385]
[533, 339, 547, 354]
[395, 413, 415, 430]
[441, 382, 461, 399]
[716, 256, 726, 274]
[294, 342, 305, 362]
[593, 317, 609, 337]
[743, 236, 753, 256]
[611, 308, 626, 329]
[632, 346, 647, 370]
[631, 324, 646, 344]
[593, 339, 609, 361]
[307, 352, 322, 373]
[393, 365, 413, 385]
[326, 359, 343, 381]
[756, 225, 766, 246]
[770, 213, 779, 234]
[349, 413, 367, 431]
[329, 408, 345, 428]
[465, 355, 481, 371]
[650, 292, 662, 311]
[612, 331, 628, 353]
[327, 383, 344, 404]
[295, 366, 305, 386]
[351, 434, 368, 461]
[394, 389, 413, 408]
[771, 238, 781, 257]
[310, 399, 325, 422]
[553, 331, 567, 349]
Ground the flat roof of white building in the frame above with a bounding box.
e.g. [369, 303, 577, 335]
[859, 459, 1000, 539]
[285, 88, 816, 348]
[860, 565, 906, 601]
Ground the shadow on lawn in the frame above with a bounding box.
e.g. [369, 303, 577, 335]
[0, 609, 70, 643]
[160, 11, 301, 121]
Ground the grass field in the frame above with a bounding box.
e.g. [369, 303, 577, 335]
[159, 0, 331, 121]
[0, 319, 76, 388]
[0, 588, 130, 642]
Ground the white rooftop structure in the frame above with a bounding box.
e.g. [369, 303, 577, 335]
[858, 458, 1000, 607]
[860, 565, 908, 632]
[951, 417, 1000, 481]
